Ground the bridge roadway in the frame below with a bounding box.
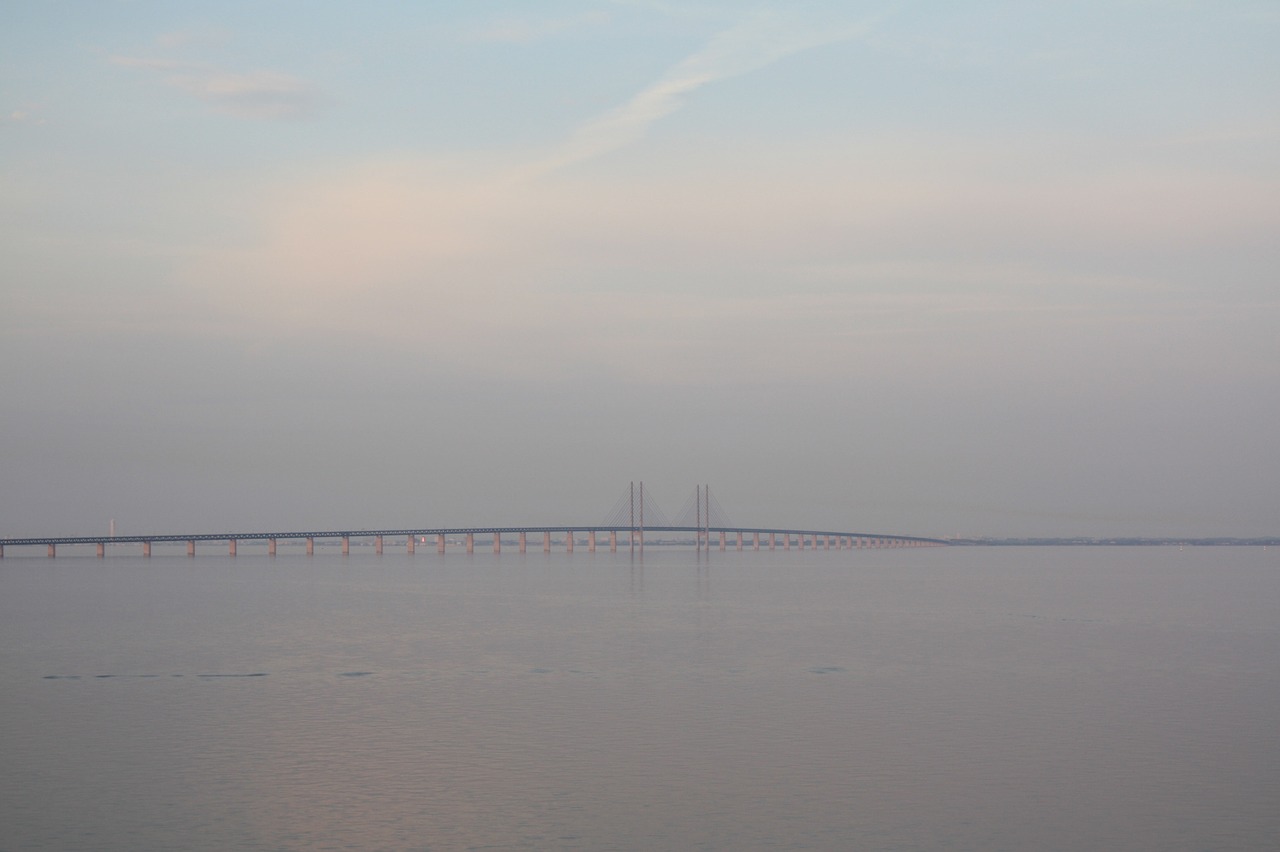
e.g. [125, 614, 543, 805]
[0, 525, 948, 557]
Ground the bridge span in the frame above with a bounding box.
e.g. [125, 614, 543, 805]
[0, 526, 948, 558]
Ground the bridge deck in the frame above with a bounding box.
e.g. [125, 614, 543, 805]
[1, 525, 947, 550]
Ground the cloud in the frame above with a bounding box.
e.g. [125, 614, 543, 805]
[472, 12, 608, 43]
[156, 26, 232, 49]
[109, 56, 191, 71]
[110, 56, 320, 120]
[167, 70, 319, 120]
[532, 8, 875, 172]
[162, 6, 1275, 390]
[5, 107, 46, 126]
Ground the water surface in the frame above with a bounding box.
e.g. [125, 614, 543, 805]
[2, 546, 1277, 850]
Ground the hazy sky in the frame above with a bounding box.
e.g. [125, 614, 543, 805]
[2, 1, 1277, 539]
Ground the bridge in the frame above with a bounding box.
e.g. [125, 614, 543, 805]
[0, 483, 949, 558]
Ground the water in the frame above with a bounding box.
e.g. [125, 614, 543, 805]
[2, 546, 1277, 851]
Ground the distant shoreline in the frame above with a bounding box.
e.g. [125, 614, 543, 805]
[949, 538, 1279, 547]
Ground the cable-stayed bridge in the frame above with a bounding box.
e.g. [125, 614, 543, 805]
[0, 483, 948, 558]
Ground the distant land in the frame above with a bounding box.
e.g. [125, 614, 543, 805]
[949, 537, 1280, 547]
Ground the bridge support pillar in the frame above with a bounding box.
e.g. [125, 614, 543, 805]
[96, 542, 105, 558]
[407, 536, 415, 554]
[784, 533, 791, 551]
[610, 530, 617, 552]
[142, 541, 152, 557]
[493, 532, 501, 553]
[267, 538, 276, 557]
[437, 534, 445, 553]
[229, 539, 237, 557]
[375, 535, 383, 555]
[466, 533, 474, 554]
[737, 531, 743, 551]
[720, 531, 726, 551]
[188, 540, 195, 557]
[306, 537, 314, 555]
[753, 532, 760, 551]
[588, 531, 596, 552]
[49, 543, 56, 558]
[566, 532, 574, 552]
[769, 532, 775, 551]
[544, 532, 551, 553]
[519, 532, 527, 553]
[341, 536, 349, 556]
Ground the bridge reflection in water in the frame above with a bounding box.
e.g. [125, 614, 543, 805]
[0, 483, 948, 557]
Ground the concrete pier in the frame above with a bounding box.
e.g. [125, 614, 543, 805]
[375, 535, 383, 555]
[341, 535, 349, 556]
[466, 533, 474, 554]
[519, 531, 527, 553]
[493, 532, 501, 553]
[96, 542, 105, 558]
[407, 536, 415, 554]
[437, 534, 445, 553]
[566, 531, 574, 552]
[588, 530, 596, 552]
[306, 537, 314, 555]
[187, 540, 195, 557]
[229, 539, 237, 557]
[543, 531, 551, 553]
[610, 530, 617, 552]
[267, 538, 276, 556]
[49, 544, 56, 558]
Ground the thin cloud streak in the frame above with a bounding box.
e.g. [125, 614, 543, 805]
[110, 56, 320, 120]
[472, 12, 609, 43]
[530, 9, 876, 174]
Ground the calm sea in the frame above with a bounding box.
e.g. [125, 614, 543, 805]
[2, 545, 1277, 851]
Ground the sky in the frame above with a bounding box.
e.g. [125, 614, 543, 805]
[2, 0, 1278, 539]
